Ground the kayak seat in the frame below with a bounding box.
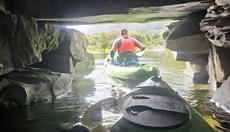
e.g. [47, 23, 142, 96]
[114, 51, 139, 66]
[121, 94, 190, 128]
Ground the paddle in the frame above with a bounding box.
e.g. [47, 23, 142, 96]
[135, 46, 145, 57]
[136, 50, 145, 57]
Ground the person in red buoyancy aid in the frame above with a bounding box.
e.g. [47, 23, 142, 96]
[110, 29, 145, 66]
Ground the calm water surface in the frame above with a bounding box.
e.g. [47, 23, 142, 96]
[0, 49, 229, 132]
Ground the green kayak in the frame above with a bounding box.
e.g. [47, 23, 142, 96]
[111, 76, 215, 132]
[104, 56, 160, 84]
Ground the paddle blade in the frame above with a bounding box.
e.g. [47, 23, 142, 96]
[136, 50, 145, 57]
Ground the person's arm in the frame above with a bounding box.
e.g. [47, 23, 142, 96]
[110, 38, 119, 62]
[132, 38, 145, 51]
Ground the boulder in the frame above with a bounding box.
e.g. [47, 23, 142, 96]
[73, 53, 95, 80]
[208, 45, 230, 84]
[166, 10, 211, 53]
[0, 68, 73, 108]
[185, 61, 209, 84]
[175, 52, 208, 62]
[176, 52, 209, 84]
[0, 12, 94, 108]
[0, 11, 40, 75]
[69, 29, 89, 62]
[32, 27, 71, 73]
[212, 76, 230, 111]
[32, 28, 95, 77]
[0, 11, 60, 76]
[68, 29, 95, 79]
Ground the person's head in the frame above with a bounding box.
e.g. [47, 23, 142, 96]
[120, 29, 128, 37]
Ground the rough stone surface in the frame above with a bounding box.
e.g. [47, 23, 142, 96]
[176, 52, 209, 84]
[68, 29, 95, 79]
[215, 0, 230, 5]
[0, 0, 5, 12]
[166, 34, 212, 53]
[32, 28, 95, 77]
[175, 52, 209, 62]
[0, 11, 60, 76]
[0, 11, 39, 75]
[209, 45, 230, 84]
[73, 53, 95, 80]
[37, 23, 60, 52]
[186, 61, 209, 84]
[0, 11, 95, 108]
[212, 76, 230, 110]
[69, 29, 89, 62]
[200, 4, 230, 47]
[5, 0, 206, 18]
[207, 44, 230, 95]
[166, 10, 212, 53]
[32, 27, 71, 73]
[0, 68, 72, 107]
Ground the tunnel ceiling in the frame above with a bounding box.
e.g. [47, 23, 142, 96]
[5, 0, 213, 24]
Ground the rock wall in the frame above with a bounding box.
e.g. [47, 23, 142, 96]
[165, 0, 230, 112]
[0, 11, 95, 108]
[165, 10, 210, 84]
[166, 10, 211, 54]
[32, 27, 71, 73]
[176, 53, 209, 84]
[68, 29, 95, 79]
[0, 68, 73, 107]
[199, 0, 230, 111]
[5, 0, 205, 18]
[200, 3, 230, 48]
[0, 11, 42, 75]
[0, 0, 5, 12]
[212, 76, 230, 111]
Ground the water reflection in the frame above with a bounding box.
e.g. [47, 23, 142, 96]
[72, 78, 96, 97]
[84, 50, 226, 131]
[0, 49, 229, 132]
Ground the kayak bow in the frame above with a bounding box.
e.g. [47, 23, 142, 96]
[111, 76, 215, 132]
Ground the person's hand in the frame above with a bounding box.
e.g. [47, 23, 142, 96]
[141, 47, 145, 51]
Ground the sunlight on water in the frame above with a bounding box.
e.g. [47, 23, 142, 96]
[102, 111, 122, 126]
[82, 49, 225, 131]
[0, 48, 228, 132]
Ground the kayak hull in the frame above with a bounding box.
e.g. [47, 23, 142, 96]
[104, 63, 159, 85]
[111, 77, 215, 132]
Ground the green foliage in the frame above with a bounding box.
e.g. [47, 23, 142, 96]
[87, 31, 164, 52]
[129, 31, 164, 48]
[87, 32, 119, 52]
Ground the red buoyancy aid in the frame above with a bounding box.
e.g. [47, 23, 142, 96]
[116, 37, 136, 54]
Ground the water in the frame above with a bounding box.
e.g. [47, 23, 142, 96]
[0, 48, 229, 132]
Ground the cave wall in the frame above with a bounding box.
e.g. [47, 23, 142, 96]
[0, 0, 229, 112]
[165, 10, 210, 84]
[165, 0, 230, 111]
[0, 12, 41, 75]
[0, 10, 95, 108]
[166, 10, 211, 54]
[201, 0, 230, 110]
[200, 2, 230, 48]
[0, 0, 5, 12]
[5, 0, 203, 18]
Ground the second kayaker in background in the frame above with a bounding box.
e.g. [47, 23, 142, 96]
[109, 29, 145, 66]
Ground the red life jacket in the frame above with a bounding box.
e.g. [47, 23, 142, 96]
[117, 37, 136, 54]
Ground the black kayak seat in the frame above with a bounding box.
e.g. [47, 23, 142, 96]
[121, 94, 190, 128]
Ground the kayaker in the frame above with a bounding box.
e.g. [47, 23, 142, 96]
[109, 29, 145, 66]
